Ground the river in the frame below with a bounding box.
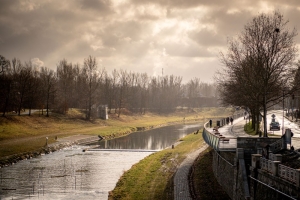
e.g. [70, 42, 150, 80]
[0, 123, 201, 200]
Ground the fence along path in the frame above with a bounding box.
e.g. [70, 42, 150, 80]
[203, 116, 246, 151]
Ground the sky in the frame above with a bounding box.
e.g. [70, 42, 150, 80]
[1, 0, 300, 83]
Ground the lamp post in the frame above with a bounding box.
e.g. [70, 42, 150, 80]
[282, 89, 285, 135]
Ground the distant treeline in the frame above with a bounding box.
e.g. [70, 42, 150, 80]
[0, 55, 218, 119]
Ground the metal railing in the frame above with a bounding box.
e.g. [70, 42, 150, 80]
[249, 176, 297, 200]
[269, 139, 283, 152]
[260, 157, 273, 172]
[278, 164, 299, 184]
[260, 157, 300, 186]
[202, 123, 220, 151]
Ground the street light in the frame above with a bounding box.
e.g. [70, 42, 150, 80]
[282, 91, 284, 135]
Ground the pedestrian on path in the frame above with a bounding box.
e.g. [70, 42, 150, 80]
[209, 119, 212, 128]
[230, 117, 233, 125]
[226, 117, 229, 125]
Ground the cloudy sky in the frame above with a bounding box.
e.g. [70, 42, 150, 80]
[1, 0, 300, 83]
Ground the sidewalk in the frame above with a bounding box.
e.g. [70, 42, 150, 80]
[230, 117, 253, 137]
[173, 144, 208, 200]
[173, 117, 246, 200]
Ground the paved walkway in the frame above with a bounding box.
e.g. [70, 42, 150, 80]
[173, 113, 300, 200]
[174, 144, 209, 200]
[173, 117, 246, 200]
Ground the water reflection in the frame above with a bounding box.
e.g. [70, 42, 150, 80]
[0, 123, 201, 200]
[0, 147, 152, 200]
[95, 123, 201, 150]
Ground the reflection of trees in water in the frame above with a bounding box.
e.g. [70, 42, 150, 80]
[97, 123, 201, 150]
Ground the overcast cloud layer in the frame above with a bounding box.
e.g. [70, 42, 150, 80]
[1, 0, 300, 82]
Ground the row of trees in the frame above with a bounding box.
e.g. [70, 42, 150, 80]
[0, 55, 217, 119]
[217, 11, 300, 137]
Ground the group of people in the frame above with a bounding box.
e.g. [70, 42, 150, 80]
[209, 116, 234, 128]
[227, 117, 234, 125]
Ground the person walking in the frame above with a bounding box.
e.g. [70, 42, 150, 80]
[209, 119, 212, 128]
[230, 117, 233, 125]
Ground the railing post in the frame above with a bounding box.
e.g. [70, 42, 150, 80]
[272, 161, 281, 176]
[251, 154, 262, 168]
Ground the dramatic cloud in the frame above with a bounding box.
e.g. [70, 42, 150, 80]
[1, 0, 300, 82]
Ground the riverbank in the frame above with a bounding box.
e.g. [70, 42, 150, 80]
[0, 107, 233, 167]
[108, 133, 230, 199]
[108, 132, 204, 199]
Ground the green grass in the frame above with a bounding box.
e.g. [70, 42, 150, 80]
[0, 107, 234, 197]
[109, 135, 233, 200]
[108, 132, 205, 200]
[244, 121, 257, 135]
[0, 107, 233, 158]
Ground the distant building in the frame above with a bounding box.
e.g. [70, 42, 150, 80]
[97, 105, 108, 120]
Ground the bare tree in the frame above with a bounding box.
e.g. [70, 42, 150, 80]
[25, 61, 41, 116]
[0, 55, 12, 116]
[139, 73, 149, 114]
[82, 55, 104, 120]
[56, 59, 74, 114]
[117, 70, 130, 117]
[218, 11, 298, 136]
[12, 61, 32, 115]
[187, 78, 201, 109]
[40, 67, 57, 117]
[0, 55, 9, 74]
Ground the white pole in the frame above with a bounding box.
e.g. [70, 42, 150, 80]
[282, 90, 284, 135]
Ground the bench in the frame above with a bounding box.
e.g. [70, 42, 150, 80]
[213, 126, 219, 131]
[220, 137, 230, 143]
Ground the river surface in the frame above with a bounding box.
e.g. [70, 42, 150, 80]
[0, 123, 201, 200]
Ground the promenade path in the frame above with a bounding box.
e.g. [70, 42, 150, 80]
[173, 117, 246, 200]
[173, 114, 300, 200]
[173, 144, 208, 200]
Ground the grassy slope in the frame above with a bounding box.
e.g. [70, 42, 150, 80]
[108, 108, 233, 200]
[109, 135, 233, 200]
[109, 133, 205, 200]
[0, 107, 233, 158]
[0, 107, 233, 198]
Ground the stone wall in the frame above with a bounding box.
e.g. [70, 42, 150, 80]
[237, 137, 279, 155]
[212, 151, 235, 199]
[212, 149, 253, 200]
[250, 154, 300, 200]
[211, 146, 300, 199]
[250, 167, 299, 199]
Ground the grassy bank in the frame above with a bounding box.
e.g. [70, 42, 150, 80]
[244, 121, 257, 135]
[0, 107, 233, 158]
[108, 132, 205, 200]
[109, 135, 231, 199]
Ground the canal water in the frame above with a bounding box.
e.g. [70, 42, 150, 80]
[0, 123, 201, 200]
[94, 123, 201, 150]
